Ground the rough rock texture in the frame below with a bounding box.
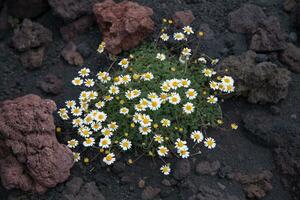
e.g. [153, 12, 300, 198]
[194, 185, 241, 200]
[0, 95, 74, 193]
[280, 43, 300, 73]
[231, 170, 273, 199]
[295, 3, 300, 29]
[218, 51, 291, 104]
[61, 42, 84, 66]
[38, 74, 64, 95]
[173, 159, 191, 180]
[198, 23, 215, 40]
[48, 0, 97, 21]
[20, 47, 45, 70]
[93, 0, 155, 55]
[229, 4, 267, 34]
[6, 0, 49, 19]
[283, 0, 297, 12]
[173, 10, 195, 28]
[249, 16, 287, 52]
[12, 19, 52, 52]
[60, 16, 95, 42]
[196, 160, 220, 176]
[141, 186, 161, 200]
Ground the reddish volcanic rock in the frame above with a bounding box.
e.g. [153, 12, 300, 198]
[0, 95, 74, 193]
[173, 10, 195, 28]
[93, 0, 155, 55]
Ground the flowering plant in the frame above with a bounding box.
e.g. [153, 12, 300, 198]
[58, 21, 235, 175]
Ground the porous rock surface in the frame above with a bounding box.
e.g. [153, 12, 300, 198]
[6, 0, 49, 19]
[0, 94, 74, 193]
[280, 43, 300, 73]
[217, 50, 291, 104]
[93, 0, 155, 55]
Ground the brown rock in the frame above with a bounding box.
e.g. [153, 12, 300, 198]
[228, 4, 267, 34]
[93, 0, 155, 55]
[20, 47, 45, 70]
[38, 74, 64, 95]
[280, 43, 300, 73]
[0, 95, 74, 193]
[61, 42, 84, 66]
[0, 5, 10, 31]
[233, 170, 273, 199]
[141, 186, 161, 200]
[196, 160, 220, 176]
[12, 19, 52, 52]
[250, 16, 287, 52]
[283, 0, 297, 12]
[173, 159, 191, 180]
[295, 3, 300, 29]
[173, 10, 195, 28]
[48, 0, 97, 21]
[60, 15, 95, 42]
[7, 0, 49, 19]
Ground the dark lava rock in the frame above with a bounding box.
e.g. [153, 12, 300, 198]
[172, 10, 195, 28]
[295, 3, 300, 30]
[38, 74, 64, 95]
[249, 16, 287, 52]
[279, 43, 300, 73]
[283, 0, 297, 12]
[0, 95, 74, 193]
[72, 182, 105, 200]
[93, 0, 155, 55]
[197, 185, 241, 200]
[61, 42, 84, 66]
[218, 51, 291, 104]
[255, 53, 268, 63]
[232, 170, 273, 199]
[198, 23, 215, 40]
[288, 32, 298, 43]
[7, 0, 49, 19]
[111, 161, 125, 174]
[48, 0, 97, 21]
[20, 47, 45, 70]
[60, 15, 95, 42]
[228, 4, 267, 34]
[64, 177, 83, 195]
[195, 160, 221, 176]
[141, 186, 161, 200]
[173, 159, 191, 180]
[12, 19, 52, 52]
[0, 5, 10, 31]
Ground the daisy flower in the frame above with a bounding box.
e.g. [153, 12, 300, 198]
[168, 93, 181, 105]
[97, 72, 111, 83]
[175, 139, 187, 149]
[99, 137, 111, 149]
[183, 26, 194, 35]
[67, 139, 78, 148]
[133, 113, 141, 123]
[160, 93, 168, 101]
[160, 33, 169, 41]
[132, 89, 141, 98]
[174, 32, 185, 41]
[66, 100, 76, 108]
[108, 85, 120, 95]
[156, 53, 166, 61]
[120, 107, 129, 115]
[224, 85, 235, 93]
[161, 118, 171, 127]
[160, 165, 171, 175]
[154, 134, 164, 144]
[183, 102, 195, 114]
[71, 107, 82, 116]
[202, 68, 216, 77]
[141, 72, 154, 81]
[177, 146, 190, 158]
[108, 121, 118, 131]
[89, 91, 98, 100]
[120, 75, 131, 84]
[204, 137, 216, 149]
[97, 41, 105, 54]
[190, 130, 204, 143]
[198, 57, 207, 64]
[169, 79, 181, 90]
[119, 139, 132, 151]
[181, 79, 191, 88]
[181, 48, 192, 56]
[79, 126, 92, 138]
[83, 114, 93, 125]
[139, 114, 153, 127]
[95, 111, 107, 122]
[139, 126, 152, 135]
[72, 118, 83, 127]
[95, 101, 105, 109]
[91, 122, 102, 131]
[103, 153, 116, 165]
[148, 98, 162, 111]
[119, 58, 129, 68]
[83, 137, 95, 147]
[161, 82, 170, 92]
[84, 79, 95, 87]
[135, 103, 146, 112]
[209, 81, 219, 90]
[73, 152, 81, 162]
[221, 76, 234, 86]
[231, 123, 238, 130]
[207, 95, 218, 104]
[157, 146, 169, 157]
[186, 89, 198, 100]
[72, 77, 83, 86]
[101, 128, 113, 137]
[78, 68, 90, 77]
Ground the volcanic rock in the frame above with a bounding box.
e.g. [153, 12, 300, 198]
[196, 160, 221, 176]
[0, 95, 74, 193]
[61, 42, 84, 66]
[196, 185, 241, 200]
[6, 0, 49, 19]
[12, 19, 52, 52]
[279, 43, 300, 73]
[48, 0, 97, 21]
[38, 74, 64, 95]
[229, 4, 267, 34]
[284, 0, 297, 12]
[93, 0, 155, 55]
[60, 15, 95, 42]
[20, 47, 45, 70]
[141, 186, 161, 200]
[218, 51, 291, 104]
[295, 3, 300, 30]
[173, 159, 191, 180]
[249, 16, 287, 52]
[232, 170, 273, 199]
[173, 10, 195, 28]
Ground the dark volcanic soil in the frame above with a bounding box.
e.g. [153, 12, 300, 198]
[0, 0, 299, 200]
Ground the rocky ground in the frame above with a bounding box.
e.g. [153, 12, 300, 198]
[0, 0, 299, 199]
